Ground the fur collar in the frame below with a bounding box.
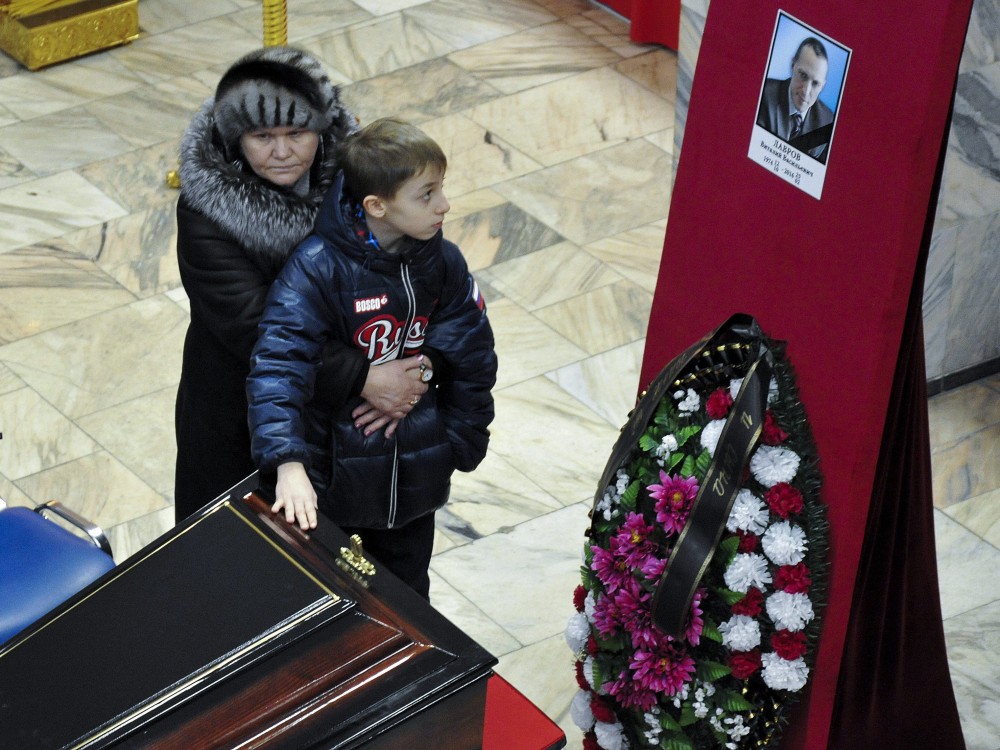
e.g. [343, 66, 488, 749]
[178, 99, 342, 263]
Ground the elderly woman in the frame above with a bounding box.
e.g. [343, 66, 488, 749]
[174, 47, 429, 522]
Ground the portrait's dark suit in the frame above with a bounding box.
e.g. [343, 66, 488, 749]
[756, 77, 835, 163]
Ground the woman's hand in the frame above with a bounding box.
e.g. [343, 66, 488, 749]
[272, 461, 318, 530]
[354, 354, 434, 437]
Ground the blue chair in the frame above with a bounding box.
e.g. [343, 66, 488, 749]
[0, 495, 115, 645]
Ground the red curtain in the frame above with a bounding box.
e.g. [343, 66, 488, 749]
[597, 0, 680, 50]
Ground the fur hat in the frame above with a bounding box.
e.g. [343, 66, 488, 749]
[212, 46, 342, 148]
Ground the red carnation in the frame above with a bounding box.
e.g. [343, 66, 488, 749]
[765, 482, 804, 518]
[574, 584, 587, 612]
[729, 650, 762, 679]
[775, 563, 812, 594]
[587, 634, 600, 657]
[771, 629, 807, 660]
[706, 387, 734, 419]
[732, 587, 764, 617]
[590, 696, 616, 724]
[575, 660, 590, 690]
[583, 732, 601, 750]
[761, 411, 789, 445]
[737, 530, 759, 553]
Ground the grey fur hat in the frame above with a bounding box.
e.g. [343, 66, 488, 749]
[212, 46, 343, 148]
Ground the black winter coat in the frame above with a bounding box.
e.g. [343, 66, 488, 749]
[247, 174, 497, 529]
[173, 100, 358, 521]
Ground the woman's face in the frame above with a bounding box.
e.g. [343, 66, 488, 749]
[239, 126, 320, 187]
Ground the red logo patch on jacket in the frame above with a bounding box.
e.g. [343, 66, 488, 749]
[355, 315, 429, 364]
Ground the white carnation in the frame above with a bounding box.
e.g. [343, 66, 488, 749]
[761, 653, 809, 691]
[700, 419, 726, 456]
[762, 521, 807, 565]
[654, 433, 679, 464]
[570, 689, 595, 730]
[766, 591, 815, 632]
[729, 376, 778, 404]
[727, 489, 769, 534]
[594, 720, 629, 750]
[565, 612, 590, 653]
[718, 614, 761, 651]
[676, 388, 701, 413]
[750, 445, 801, 486]
[724, 552, 772, 592]
[585, 591, 597, 621]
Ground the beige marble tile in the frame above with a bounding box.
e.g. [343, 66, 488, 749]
[78, 140, 183, 213]
[532, 0, 594, 18]
[443, 202, 564, 272]
[0, 55, 142, 120]
[946, 488, 1000, 549]
[496, 633, 583, 748]
[430, 501, 591, 644]
[0, 243, 136, 344]
[420, 113, 542, 196]
[0, 361, 22, 395]
[943, 600, 1000, 750]
[0, 144, 33, 191]
[0, 107, 135, 175]
[932, 423, 1000, 506]
[108, 17, 261, 84]
[76, 386, 178, 495]
[403, 0, 557, 51]
[444, 187, 506, 222]
[928, 381, 1000, 449]
[467, 66, 674, 167]
[486, 298, 587, 390]
[935, 510, 1000, 619]
[438, 451, 563, 543]
[15, 451, 169, 530]
[565, 7, 646, 58]
[352, 0, 431, 15]
[0, 171, 128, 254]
[0, 296, 187, 420]
[105, 507, 177, 564]
[301, 14, 455, 82]
[644, 126, 676, 155]
[546, 338, 644, 428]
[427, 569, 523, 656]
[584, 219, 667, 293]
[0, 101, 17, 127]
[64, 204, 180, 298]
[479, 241, 622, 311]
[342, 58, 501, 126]
[85, 78, 212, 149]
[0, 386, 98, 481]
[137, 0, 242, 34]
[0, 473, 32, 507]
[534, 278, 652, 356]
[615, 47, 680, 102]
[448, 20, 621, 94]
[489, 376, 619, 502]
[494, 138, 673, 246]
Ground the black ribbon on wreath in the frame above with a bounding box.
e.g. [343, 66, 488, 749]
[594, 313, 773, 636]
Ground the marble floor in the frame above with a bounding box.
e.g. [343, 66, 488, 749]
[0, 1, 997, 747]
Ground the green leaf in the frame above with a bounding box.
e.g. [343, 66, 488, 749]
[678, 704, 697, 727]
[639, 434, 659, 453]
[680, 454, 697, 477]
[662, 734, 696, 750]
[694, 449, 713, 476]
[659, 712, 683, 732]
[675, 424, 701, 447]
[714, 587, 745, 606]
[701, 620, 723, 643]
[694, 659, 730, 682]
[717, 689, 755, 712]
[621, 480, 640, 511]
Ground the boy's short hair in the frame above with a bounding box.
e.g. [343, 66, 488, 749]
[339, 118, 447, 202]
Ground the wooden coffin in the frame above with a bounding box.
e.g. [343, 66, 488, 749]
[0, 474, 497, 749]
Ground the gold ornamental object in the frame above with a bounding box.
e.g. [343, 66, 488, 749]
[262, 0, 287, 46]
[0, 0, 139, 71]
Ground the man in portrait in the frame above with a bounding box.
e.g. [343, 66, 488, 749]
[756, 36, 835, 163]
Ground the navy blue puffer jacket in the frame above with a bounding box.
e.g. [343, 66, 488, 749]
[247, 174, 497, 529]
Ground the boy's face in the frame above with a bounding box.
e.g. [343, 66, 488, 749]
[372, 164, 450, 245]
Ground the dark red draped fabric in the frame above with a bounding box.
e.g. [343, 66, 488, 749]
[597, 0, 680, 50]
[638, 1, 971, 745]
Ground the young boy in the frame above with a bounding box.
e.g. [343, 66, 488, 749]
[246, 118, 497, 599]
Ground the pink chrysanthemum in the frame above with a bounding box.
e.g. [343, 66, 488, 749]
[592, 592, 622, 638]
[607, 670, 659, 712]
[590, 546, 631, 595]
[610, 512, 660, 570]
[648, 471, 700, 535]
[629, 645, 696, 696]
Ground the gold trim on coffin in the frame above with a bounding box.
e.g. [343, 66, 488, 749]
[0, 0, 139, 71]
